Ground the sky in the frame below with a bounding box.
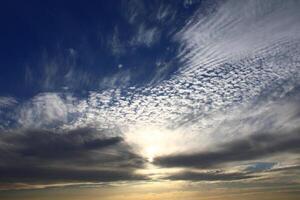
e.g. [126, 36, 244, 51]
[0, 0, 300, 199]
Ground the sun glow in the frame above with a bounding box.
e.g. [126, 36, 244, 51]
[145, 146, 159, 162]
[124, 126, 198, 163]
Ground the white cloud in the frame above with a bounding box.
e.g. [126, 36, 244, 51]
[130, 24, 160, 47]
[109, 26, 125, 57]
[17, 93, 72, 128]
[175, 0, 300, 74]
[155, 4, 176, 24]
[122, 0, 145, 24]
[0, 97, 17, 108]
[99, 70, 131, 89]
[0, 97, 17, 129]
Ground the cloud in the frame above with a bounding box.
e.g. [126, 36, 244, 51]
[0, 97, 18, 129]
[0, 97, 17, 108]
[0, 127, 146, 188]
[130, 24, 160, 47]
[24, 47, 98, 92]
[0, 166, 147, 184]
[17, 93, 70, 128]
[176, 0, 300, 69]
[122, 0, 145, 24]
[183, 0, 202, 8]
[155, 3, 177, 24]
[99, 70, 132, 89]
[154, 129, 300, 168]
[165, 170, 255, 181]
[162, 163, 300, 183]
[108, 26, 125, 57]
[7, 128, 123, 158]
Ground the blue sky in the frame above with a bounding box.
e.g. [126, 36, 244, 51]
[0, 0, 199, 98]
[0, 0, 300, 199]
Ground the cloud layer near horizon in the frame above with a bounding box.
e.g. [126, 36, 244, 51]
[0, 128, 146, 186]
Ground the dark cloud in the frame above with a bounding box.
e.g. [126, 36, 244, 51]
[154, 129, 300, 168]
[5, 128, 123, 158]
[163, 163, 300, 182]
[0, 166, 146, 184]
[165, 170, 255, 181]
[0, 128, 146, 187]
